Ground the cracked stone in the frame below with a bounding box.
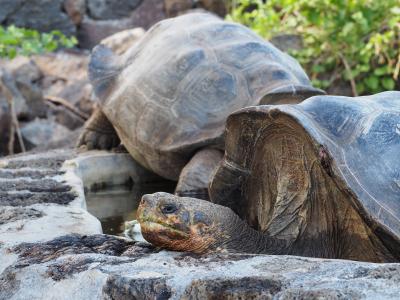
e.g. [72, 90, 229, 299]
[0, 169, 64, 180]
[0, 179, 71, 193]
[12, 234, 136, 266]
[0, 207, 43, 225]
[3, 154, 73, 169]
[87, 0, 142, 20]
[182, 277, 283, 299]
[2, 0, 76, 36]
[102, 275, 172, 300]
[0, 191, 77, 206]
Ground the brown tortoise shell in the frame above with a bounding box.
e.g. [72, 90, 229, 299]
[88, 13, 323, 180]
[210, 91, 400, 255]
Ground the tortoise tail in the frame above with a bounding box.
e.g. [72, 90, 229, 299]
[88, 44, 123, 101]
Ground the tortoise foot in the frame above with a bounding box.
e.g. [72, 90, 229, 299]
[77, 107, 120, 151]
[77, 129, 120, 151]
[111, 144, 128, 153]
[175, 148, 223, 201]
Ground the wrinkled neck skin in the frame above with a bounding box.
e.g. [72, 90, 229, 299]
[208, 210, 288, 255]
[206, 197, 398, 262]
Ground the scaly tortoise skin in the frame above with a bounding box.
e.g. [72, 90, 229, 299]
[79, 13, 324, 197]
[138, 91, 400, 263]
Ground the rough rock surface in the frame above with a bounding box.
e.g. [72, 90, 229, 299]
[77, 0, 165, 49]
[33, 51, 93, 129]
[0, 96, 11, 156]
[20, 118, 72, 149]
[0, 67, 30, 119]
[1, 234, 400, 299]
[164, 0, 227, 17]
[0, 57, 47, 120]
[0, 0, 230, 50]
[0, 0, 23, 24]
[0, 0, 76, 36]
[196, 0, 227, 17]
[0, 51, 93, 157]
[2, 56, 42, 86]
[77, 17, 140, 50]
[87, 0, 142, 20]
[1, 51, 91, 113]
[63, 0, 86, 25]
[129, 0, 166, 29]
[164, 0, 193, 18]
[0, 26, 152, 157]
[0, 150, 399, 299]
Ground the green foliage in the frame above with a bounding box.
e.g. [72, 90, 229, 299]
[0, 26, 77, 59]
[228, 0, 400, 95]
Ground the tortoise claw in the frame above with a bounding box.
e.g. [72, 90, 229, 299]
[77, 128, 120, 151]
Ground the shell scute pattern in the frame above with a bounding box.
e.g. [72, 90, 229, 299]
[190, 22, 260, 44]
[172, 65, 239, 129]
[208, 92, 399, 261]
[104, 14, 318, 152]
[244, 62, 297, 99]
[141, 47, 206, 102]
[295, 92, 400, 237]
[136, 105, 177, 148]
[303, 97, 365, 141]
[360, 112, 400, 147]
[214, 41, 275, 69]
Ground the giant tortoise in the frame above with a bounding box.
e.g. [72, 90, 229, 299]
[78, 13, 324, 197]
[137, 91, 400, 263]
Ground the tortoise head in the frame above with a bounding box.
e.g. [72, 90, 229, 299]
[137, 192, 234, 253]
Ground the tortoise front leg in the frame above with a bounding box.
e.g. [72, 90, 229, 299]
[175, 148, 223, 200]
[77, 106, 120, 150]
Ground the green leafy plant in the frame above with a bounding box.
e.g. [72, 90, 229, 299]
[228, 0, 400, 95]
[0, 25, 77, 59]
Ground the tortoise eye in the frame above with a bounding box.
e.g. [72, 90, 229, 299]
[161, 204, 178, 215]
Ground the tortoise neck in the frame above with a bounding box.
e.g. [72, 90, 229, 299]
[216, 213, 288, 254]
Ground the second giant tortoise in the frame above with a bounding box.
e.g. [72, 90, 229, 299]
[78, 13, 323, 197]
[138, 91, 400, 263]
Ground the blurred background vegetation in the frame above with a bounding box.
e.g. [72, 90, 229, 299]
[0, 0, 399, 96]
[228, 0, 400, 95]
[0, 26, 77, 59]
